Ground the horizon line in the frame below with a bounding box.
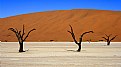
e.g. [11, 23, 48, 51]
[1, 8, 121, 18]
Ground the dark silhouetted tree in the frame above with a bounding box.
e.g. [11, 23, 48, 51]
[8, 25, 36, 52]
[102, 34, 117, 46]
[68, 25, 93, 52]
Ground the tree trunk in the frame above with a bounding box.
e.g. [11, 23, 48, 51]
[77, 43, 81, 52]
[77, 38, 82, 52]
[19, 42, 25, 52]
[107, 41, 110, 46]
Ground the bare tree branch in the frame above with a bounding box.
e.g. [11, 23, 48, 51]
[68, 25, 78, 44]
[68, 25, 94, 52]
[109, 34, 112, 37]
[102, 34, 117, 45]
[8, 25, 36, 52]
[23, 29, 36, 41]
[15, 28, 18, 33]
[8, 28, 17, 33]
[105, 34, 112, 37]
[21, 25, 25, 39]
[102, 37, 108, 40]
[67, 30, 72, 34]
[81, 31, 93, 37]
[8, 28, 21, 42]
[105, 34, 108, 37]
[110, 35, 117, 41]
[69, 25, 73, 32]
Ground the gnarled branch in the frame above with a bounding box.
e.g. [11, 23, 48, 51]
[102, 37, 107, 40]
[23, 29, 36, 41]
[68, 25, 78, 44]
[102, 34, 117, 45]
[68, 25, 94, 52]
[8, 25, 36, 52]
[110, 35, 117, 41]
[81, 31, 93, 38]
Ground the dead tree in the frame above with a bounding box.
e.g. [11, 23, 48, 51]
[68, 25, 93, 52]
[8, 25, 36, 52]
[102, 34, 117, 45]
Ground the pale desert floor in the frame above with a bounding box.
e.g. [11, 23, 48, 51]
[0, 42, 121, 67]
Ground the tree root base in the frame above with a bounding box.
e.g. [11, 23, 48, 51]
[19, 51, 26, 52]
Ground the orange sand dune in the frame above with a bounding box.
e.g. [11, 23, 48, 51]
[0, 9, 121, 42]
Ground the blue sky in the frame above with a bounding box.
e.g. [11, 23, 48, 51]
[0, 0, 121, 18]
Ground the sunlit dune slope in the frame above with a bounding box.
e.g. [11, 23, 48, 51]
[0, 9, 121, 42]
